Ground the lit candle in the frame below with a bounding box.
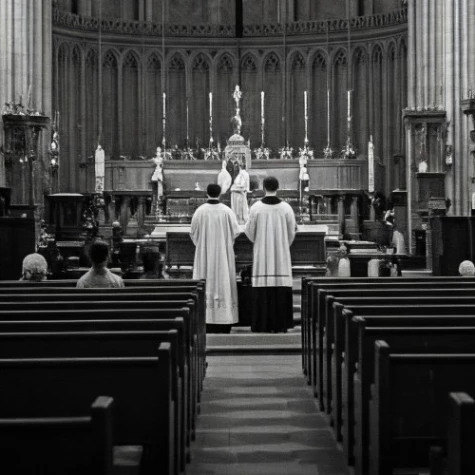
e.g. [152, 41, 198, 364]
[163, 92, 166, 118]
[209, 92, 212, 117]
[304, 90, 308, 118]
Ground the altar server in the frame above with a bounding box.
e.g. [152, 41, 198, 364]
[245, 176, 297, 332]
[191, 183, 240, 333]
[217, 160, 232, 194]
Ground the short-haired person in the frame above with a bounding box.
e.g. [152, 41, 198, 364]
[245, 176, 298, 332]
[190, 183, 240, 333]
[20, 253, 48, 281]
[76, 239, 124, 288]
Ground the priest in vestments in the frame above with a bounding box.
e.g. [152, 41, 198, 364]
[245, 176, 297, 332]
[191, 183, 241, 333]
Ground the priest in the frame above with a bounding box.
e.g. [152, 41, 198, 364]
[245, 176, 297, 332]
[190, 183, 240, 333]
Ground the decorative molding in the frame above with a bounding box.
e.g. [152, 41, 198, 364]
[53, 7, 407, 38]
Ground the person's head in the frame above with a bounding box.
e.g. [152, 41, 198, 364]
[459, 260, 475, 276]
[21, 253, 48, 281]
[88, 239, 110, 268]
[263, 176, 279, 194]
[207, 183, 221, 199]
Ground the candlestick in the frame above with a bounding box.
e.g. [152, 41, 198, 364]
[186, 97, 189, 143]
[261, 91, 265, 145]
[327, 89, 330, 146]
[162, 92, 166, 147]
[209, 92, 213, 145]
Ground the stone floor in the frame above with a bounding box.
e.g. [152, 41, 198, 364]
[188, 355, 350, 475]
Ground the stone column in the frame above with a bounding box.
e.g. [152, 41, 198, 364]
[0, 0, 52, 196]
[145, 0, 153, 22]
[78, 0, 92, 16]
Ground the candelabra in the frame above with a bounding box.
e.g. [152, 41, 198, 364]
[279, 145, 294, 160]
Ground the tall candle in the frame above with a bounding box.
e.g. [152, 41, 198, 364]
[368, 135, 374, 193]
[261, 91, 264, 120]
[209, 92, 212, 117]
[304, 90, 308, 118]
[163, 93, 166, 118]
[347, 90, 351, 120]
[327, 89, 330, 145]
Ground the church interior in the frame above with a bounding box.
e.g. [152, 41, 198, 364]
[1, 0, 475, 474]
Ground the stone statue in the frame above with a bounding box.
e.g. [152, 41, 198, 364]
[151, 147, 164, 199]
[95, 144, 105, 193]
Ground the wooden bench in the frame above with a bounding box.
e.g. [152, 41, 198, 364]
[301, 277, 475, 384]
[349, 319, 475, 474]
[369, 342, 475, 475]
[0, 396, 117, 475]
[0, 284, 207, 391]
[429, 392, 475, 475]
[305, 279, 475, 396]
[0, 306, 197, 462]
[0, 344, 175, 475]
[328, 299, 475, 444]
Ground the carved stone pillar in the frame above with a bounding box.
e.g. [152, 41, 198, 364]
[0, 0, 52, 199]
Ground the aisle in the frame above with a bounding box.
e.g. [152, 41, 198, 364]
[188, 355, 350, 475]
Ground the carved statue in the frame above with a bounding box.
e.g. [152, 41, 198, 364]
[151, 147, 164, 198]
[95, 144, 105, 193]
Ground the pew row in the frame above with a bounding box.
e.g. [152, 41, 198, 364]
[370, 342, 475, 475]
[0, 396, 118, 475]
[0, 345, 174, 475]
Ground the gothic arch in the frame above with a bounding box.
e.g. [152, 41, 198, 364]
[263, 51, 281, 72]
[309, 49, 328, 69]
[240, 52, 258, 72]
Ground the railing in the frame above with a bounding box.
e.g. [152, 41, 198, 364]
[53, 7, 407, 38]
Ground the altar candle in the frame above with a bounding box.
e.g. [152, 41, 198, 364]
[368, 135, 374, 193]
[209, 92, 212, 117]
[304, 90, 307, 118]
[326, 89, 330, 145]
[347, 90, 350, 120]
[261, 91, 264, 120]
[163, 92, 166, 118]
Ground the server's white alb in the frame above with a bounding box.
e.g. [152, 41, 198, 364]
[190, 202, 240, 324]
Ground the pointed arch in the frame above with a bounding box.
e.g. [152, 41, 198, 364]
[241, 52, 259, 147]
[216, 53, 235, 144]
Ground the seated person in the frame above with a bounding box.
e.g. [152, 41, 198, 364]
[77, 240, 124, 288]
[140, 252, 160, 280]
[20, 253, 48, 281]
[459, 260, 475, 276]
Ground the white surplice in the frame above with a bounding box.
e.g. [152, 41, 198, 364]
[231, 170, 249, 225]
[191, 202, 240, 324]
[245, 199, 297, 287]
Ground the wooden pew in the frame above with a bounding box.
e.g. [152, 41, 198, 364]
[0, 396, 116, 475]
[301, 277, 475, 385]
[308, 280, 475, 399]
[328, 300, 475, 445]
[0, 305, 199, 453]
[429, 392, 475, 475]
[0, 343, 175, 475]
[0, 283, 207, 390]
[348, 319, 475, 474]
[0, 329, 185, 474]
[369, 342, 475, 475]
[326, 296, 475, 426]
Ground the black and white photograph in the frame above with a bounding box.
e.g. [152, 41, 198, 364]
[1, 0, 475, 473]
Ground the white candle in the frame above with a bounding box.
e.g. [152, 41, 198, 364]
[261, 91, 264, 119]
[327, 89, 330, 145]
[209, 92, 212, 117]
[347, 90, 350, 119]
[163, 92, 166, 117]
[304, 90, 308, 118]
[368, 135, 374, 193]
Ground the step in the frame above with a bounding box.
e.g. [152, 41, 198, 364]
[206, 345, 301, 355]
